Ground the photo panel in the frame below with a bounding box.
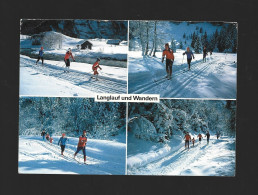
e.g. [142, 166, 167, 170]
[20, 19, 128, 97]
[128, 21, 237, 99]
[127, 99, 236, 176]
[18, 97, 126, 175]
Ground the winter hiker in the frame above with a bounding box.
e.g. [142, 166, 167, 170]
[162, 43, 174, 80]
[203, 46, 208, 62]
[192, 137, 195, 147]
[184, 132, 191, 150]
[41, 130, 46, 141]
[36, 46, 44, 65]
[46, 133, 50, 141]
[91, 58, 102, 81]
[58, 133, 69, 156]
[197, 133, 203, 143]
[74, 130, 88, 164]
[216, 130, 221, 139]
[64, 48, 75, 73]
[205, 130, 210, 144]
[183, 47, 195, 71]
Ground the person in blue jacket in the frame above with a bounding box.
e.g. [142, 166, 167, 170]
[36, 46, 44, 65]
[58, 133, 69, 156]
[183, 47, 195, 71]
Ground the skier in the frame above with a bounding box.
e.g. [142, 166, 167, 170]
[91, 58, 102, 81]
[58, 133, 69, 156]
[184, 132, 191, 150]
[205, 130, 210, 144]
[64, 48, 75, 73]
[192, 137, 195, 147]
[162, 43, 174, 80]
[210, 51, 212, 56]
[41, 130, 46, 141]
[46, 133, 50, 141]
[74, 130, 88, 164]
[197, 133, 203, 143]
[36, 46, 44, 65]
[50, 137, 53, 143]
[203, 46, 208, 62]
[183, 47, 195, 71]
[216, 130, 221, 139]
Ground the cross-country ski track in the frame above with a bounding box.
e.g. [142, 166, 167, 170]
[20, 55, 127, 96]
[19, 136, 126, 175]
[127, 137, 235, 176]
[128, 52, 237, 99]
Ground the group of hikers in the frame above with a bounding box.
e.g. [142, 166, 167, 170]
[35, 47, 102, 80]
[183, 130, 221, 150]
[162, 43, 212, 80]
[41, 130, 88, 164]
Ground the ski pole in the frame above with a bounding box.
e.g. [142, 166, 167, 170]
[182, 55, 184, 64]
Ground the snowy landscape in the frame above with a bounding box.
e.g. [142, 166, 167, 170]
[127, 99, 236, 176]
[19, 135, 126, 175]
[20, 20, 128, 97]
[128, 21, 237, 99]
[19, 97, 126, 174]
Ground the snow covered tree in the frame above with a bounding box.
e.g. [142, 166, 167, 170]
[170, 37, 177, 53]
[42, 31, 63, 49]
[194, 35, 202, 53]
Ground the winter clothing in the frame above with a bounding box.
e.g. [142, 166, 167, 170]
[50, 137, 53, 143]
[77, 135, 87, 148]
[162, 48, 175, 61]
[162, 48, 174, 78]
[184, 134, 191, 149]
[198, 134, 203, 142]
[166, 59, 173, 78]
[206, 132, 210, 143]
[61, 145, 65, 153]
[203, 48, 208, 62]
[183, 51, 194, 60]
[75, 147, 86, 156]
[58, 137, 68, 146]
[92, 61, 102, 75]
[46, 134, 50, 141]
[36, 49, 44, 64]
[183, 50, 194, 70]
[41, 131, 46, 140]
[192, 138, 195, 146]
[64, 51, 74, 61]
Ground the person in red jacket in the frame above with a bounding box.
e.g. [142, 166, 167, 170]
[74, 130, 87, 164]
[162, 43, 175, 80]
[64, 48, 75, 73]
[91, 58, 102, 80]
[184, 132, 191, 150]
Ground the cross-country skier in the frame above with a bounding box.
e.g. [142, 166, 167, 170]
[162, 43, 174, 80]
[74, 130, 87, 164]
[91, 58, 102, 81]
[203, 46, 208, 62]
[216, 130, 221, 139]
[46, 133, 50, 141]
[192, 137, 195, 147]
[50, 137, 53, 143]
[197, 133, 203, 143]
[184, 132, 191, 150]
[64, 48, 75, 73]
[205, 130, 210, 144]
[183, 47, 195, 71]
[41, 130, 46, 141]
[58, 133, 69, 156]
[36, 46, 44, 65]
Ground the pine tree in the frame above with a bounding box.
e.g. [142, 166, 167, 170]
[171, 37, 177, 53]
[194, 35, 202, 53]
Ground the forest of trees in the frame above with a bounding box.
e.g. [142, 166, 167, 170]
[19, 97, 126, 140]
[128, 100, 236, 143]
[129, 21, 237, 55]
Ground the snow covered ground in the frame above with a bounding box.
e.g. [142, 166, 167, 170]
[128, 50, 237, 99]
[19, 55, 127, 97]
[20, 32, 127, 61]
[19, 135, 126, 175]
[127, 135, 235, 176]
